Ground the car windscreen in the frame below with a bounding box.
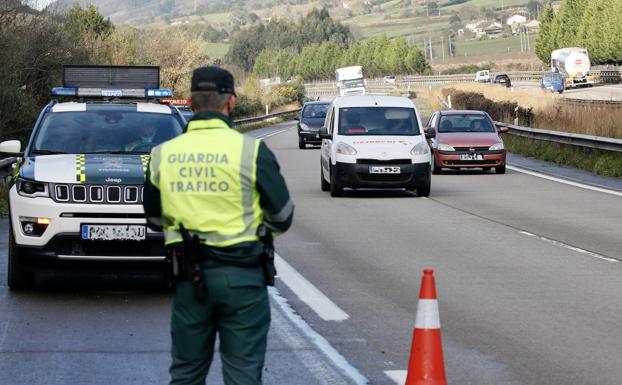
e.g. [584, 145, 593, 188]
[343, 79, 364, 89]
[543, 73, 561, 81]
[302, 104, 329, 119]
[338, 107, 420, 136]
[32, 108, 184, 155]
[438, 114, 495, 133]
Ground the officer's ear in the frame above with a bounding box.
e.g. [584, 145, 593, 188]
[228, 94, 237, 111]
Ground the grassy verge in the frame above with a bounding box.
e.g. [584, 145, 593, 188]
[504, 135, 622, 178]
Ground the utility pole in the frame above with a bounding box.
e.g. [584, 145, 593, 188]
[423, 38, 428, 60]
[441, 37, 445, 60]
[448, 35, 452, 57]
[519, 30, 524, 52]
[429, 37, 434, 62]
[194, 0, 197, 13]
[526, 30, 531, 52]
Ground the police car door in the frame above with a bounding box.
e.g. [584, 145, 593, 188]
[321, 106, 334, 177]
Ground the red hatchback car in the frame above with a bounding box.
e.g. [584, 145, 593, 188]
[425, 110, 508, 174]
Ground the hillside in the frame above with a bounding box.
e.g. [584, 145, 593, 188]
[51, 0, 556, 67]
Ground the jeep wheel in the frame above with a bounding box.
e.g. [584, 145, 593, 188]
[8, 224, 35, 290]
[298, 139, 306, 149]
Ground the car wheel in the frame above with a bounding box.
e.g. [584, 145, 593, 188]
[298, 139, 306, 149]
[417, 180, 431, 197]
[432, 154, 442, 175]
[8, 223, 35, 290]
[558, 90, 564, 94]
[496, 165, 506, 174]
[329, 165, 343, 197]
[320, 164, 330, 192]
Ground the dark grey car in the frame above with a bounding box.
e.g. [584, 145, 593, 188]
[297, 101, 330, 149]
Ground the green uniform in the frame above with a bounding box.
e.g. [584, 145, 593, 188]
[143, 111, 294, 385]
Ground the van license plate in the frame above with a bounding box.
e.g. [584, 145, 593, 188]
[81, 225, 146, 241]
[369, 166, 401, 174]
[460, 154, 484, 161]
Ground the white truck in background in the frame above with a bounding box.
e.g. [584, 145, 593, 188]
[550, 47, 594, 88]
[335, 66, 366, 96]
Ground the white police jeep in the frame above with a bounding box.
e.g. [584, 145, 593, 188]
[0, 65, 185, 290]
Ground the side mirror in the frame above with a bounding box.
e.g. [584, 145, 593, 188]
[0, 140, 22, 155]
[318, 127, 331, 140]
[496, 125, 509, 133]
[425, 127, 436, 139]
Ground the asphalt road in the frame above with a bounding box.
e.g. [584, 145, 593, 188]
[2, 121, 622, 385]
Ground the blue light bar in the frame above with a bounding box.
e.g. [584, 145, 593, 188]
[50, 87, 173, 99]
[51, 87, 77, 97]
[146, 88, 173, 98]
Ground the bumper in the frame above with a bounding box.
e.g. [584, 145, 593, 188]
[435, 150, 506, 169]
[333, 161, 430, 189]
[9, 186, 165, 269]
[299, 130, 321, 144]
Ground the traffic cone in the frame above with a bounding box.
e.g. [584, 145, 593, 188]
[404, 269, 447, 385]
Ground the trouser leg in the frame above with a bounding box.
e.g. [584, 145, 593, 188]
[217, 272, 270, 385]
[169, 281, 217, 385]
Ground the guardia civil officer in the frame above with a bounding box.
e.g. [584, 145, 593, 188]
[143, 66, 294, 385]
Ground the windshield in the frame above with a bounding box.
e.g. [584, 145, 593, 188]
[343, 79, 364, 89]
[544, 73, 561, 82]
[438, 114, 495, 133]
[302, 104, 329, 119]
[338, 107, 420, 136]
[32, 108, 184, 155]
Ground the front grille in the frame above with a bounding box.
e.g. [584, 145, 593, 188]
[357, 159, 411, 165]
[51, 183, 144, 204]
[358, 173, 411, 182]
[445, 160, 500, 166]
[453, 146, 490, 152]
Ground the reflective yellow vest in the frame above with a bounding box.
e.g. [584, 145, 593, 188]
[149, 118, 263, 247]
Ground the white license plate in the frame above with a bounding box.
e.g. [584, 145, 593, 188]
[81, 225, 146, 241]
[369, 166, 401, 174]
[460, 154, 484, 161]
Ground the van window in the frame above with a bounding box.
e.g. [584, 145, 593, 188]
[338, 107, 420, 136]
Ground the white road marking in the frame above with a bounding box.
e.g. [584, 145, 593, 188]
[519, 231, 620, 263]
[384, 370, 407, 384]
[275, 253, 350, 321]
[257, 128, 289, 140]
[269, 287, 368, 385]
[507, 165, 622, 197]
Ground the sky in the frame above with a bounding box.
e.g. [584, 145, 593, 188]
[32, 0, 57, 10]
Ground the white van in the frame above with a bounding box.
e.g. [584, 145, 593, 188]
[318, 95, 433, 197]
[475, 70, 491, 83]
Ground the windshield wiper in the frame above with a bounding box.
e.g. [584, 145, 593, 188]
[31, 149, 67, 155]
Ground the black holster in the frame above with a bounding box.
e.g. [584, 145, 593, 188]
[166, 224, 207, 301]
[259, 226, 277, 286]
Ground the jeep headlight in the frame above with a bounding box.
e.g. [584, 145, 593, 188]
[336, 142, 357, 155]
[300, 123, 312, 131]
[410, 142, 430, 155]
[489, 142, 504, 151]
[17, 178, 49, 198]
[438, 143, 455, 152]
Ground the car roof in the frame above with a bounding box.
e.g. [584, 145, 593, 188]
[303, 101, 331, 106]
[439, 110, 488, 116]
[332, 95, 414, 109]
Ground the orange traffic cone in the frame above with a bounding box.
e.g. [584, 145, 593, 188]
[404, 269, 447, 385]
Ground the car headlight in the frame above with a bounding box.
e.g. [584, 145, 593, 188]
[17, 178, 49, 198]
[410, 141, 430, 155]
[438, 143, 455, 151]
[489, 142, 504, 151]
[300, 123, 311, 131]
[336, 142, 357, 155]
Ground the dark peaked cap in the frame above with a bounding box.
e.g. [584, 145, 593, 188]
[191, 66, 236, 96]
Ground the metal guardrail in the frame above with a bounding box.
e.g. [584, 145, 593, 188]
[235, 108, 301, 127]
[495, 121, 622, 153]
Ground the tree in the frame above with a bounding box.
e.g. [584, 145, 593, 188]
[534, 2, 555, 63]
[527, 0, 543, 19]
